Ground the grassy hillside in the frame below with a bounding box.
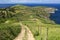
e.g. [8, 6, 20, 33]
[0, 23, 21, 40]
[21, 20, 60, 40]
[0, 5, 60, 40]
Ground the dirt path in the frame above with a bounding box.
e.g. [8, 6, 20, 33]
[20, 23, 35, 40]
[14, 23, 25, 40]
[14, 23, 35, 40]
[26, 26, 35, 40]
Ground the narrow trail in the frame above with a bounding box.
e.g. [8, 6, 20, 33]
[14, 23, 35, 40]
[20, 23, 35, 40]
[14, 23, 25, 40]
[26, 26, 35, 40]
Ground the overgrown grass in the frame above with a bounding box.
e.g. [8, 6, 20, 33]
[21, 20, 60, 40]
[0, 5, 59, 40]
[0, 23, 21, 40]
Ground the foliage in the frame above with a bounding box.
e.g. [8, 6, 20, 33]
[0, 5, 57, 40]
[0, 23, 21, 40]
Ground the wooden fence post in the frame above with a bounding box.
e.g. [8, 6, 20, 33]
[45, 27, 48, 40]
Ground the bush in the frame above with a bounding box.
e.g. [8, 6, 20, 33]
[0, 23, 21, 40]
[34, 31, 39, 37]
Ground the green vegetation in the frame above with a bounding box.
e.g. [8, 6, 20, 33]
[21, 20, 60, 40]
[0, 7, 21, 40]
[0, 5, 60, 40]
[0, 23, 21, 40]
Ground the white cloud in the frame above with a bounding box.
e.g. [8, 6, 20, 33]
[11, 0, 40, 3]
[40, 0, 60, 3]
[0, 0, 60, 4]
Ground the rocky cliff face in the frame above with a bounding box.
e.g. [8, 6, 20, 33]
[44, 8, 57, 13]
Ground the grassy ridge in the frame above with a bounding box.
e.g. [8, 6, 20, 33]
[0, 5, 59, 40]
[21, 20, 60, 40]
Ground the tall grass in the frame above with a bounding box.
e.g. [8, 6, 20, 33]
[21, 20, 60, 40]
[0, 23, 21, 40]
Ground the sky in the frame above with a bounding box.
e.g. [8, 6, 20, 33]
[0, 0, 60, 4]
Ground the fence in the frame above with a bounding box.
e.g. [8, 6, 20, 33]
[39, 27, 60, 40]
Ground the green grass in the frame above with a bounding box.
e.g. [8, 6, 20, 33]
[21, 20, 60, 40]
[0, 5, 59, 40]
[0, 23, 21, 40]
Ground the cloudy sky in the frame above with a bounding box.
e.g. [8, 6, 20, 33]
[0, 0, 60, 4]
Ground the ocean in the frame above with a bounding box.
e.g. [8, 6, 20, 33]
[0, 4, 60, 24]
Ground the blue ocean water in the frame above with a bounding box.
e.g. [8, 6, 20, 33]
[0, 4, 60, 24]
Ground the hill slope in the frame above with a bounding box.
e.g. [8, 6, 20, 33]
[0, 5, 60, 40]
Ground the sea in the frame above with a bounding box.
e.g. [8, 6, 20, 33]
[0, 4, 60, 24]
